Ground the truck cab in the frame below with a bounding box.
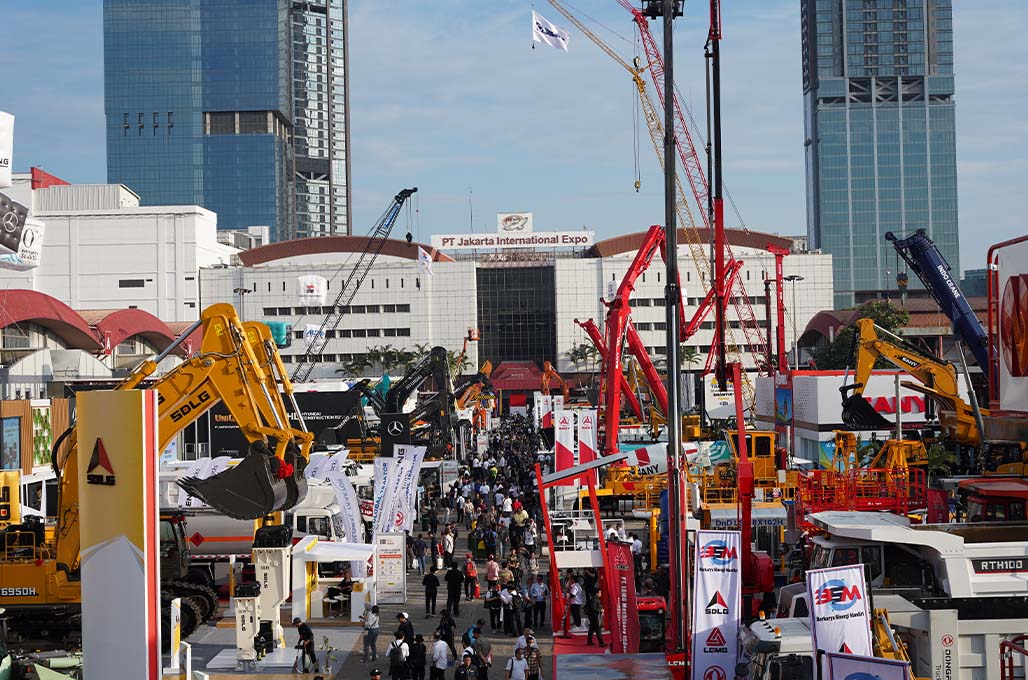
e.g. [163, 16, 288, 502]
[741, 616, 815, 680]
[957, 478, 1028, 522]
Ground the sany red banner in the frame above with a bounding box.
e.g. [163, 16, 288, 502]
[605, 540, 639, 653]
[553, 411, 576, 486]
[577, 409, 598, 484]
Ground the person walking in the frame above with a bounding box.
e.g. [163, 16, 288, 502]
[444, 562, 464, 616]
[423, 567, 440, 617]
[463, 553, 479, 601]
[472, 628, 492, 680]
[484, 583, 502, 633]
[585, 595, 604, 647]
[568, 576, 584, 628]
[503, 646, 528, 680]
[414, 534, 428, 575]
[436, 609, 458, 658]
[528, 575, 548, 629]
[292, 617, 319, 673]
[387, 631, 410, 680]
[443, 528, 456, 569]
[410, 634, 428, 680]
[397, 612, 416, 647]
[361, 605, 381, 662]
[523, 638, 543, 680]
[453, 653, 475, 680]
[430, 631, 449, 680]
[484, 555, 500, 591]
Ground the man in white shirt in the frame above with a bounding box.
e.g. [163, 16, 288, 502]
[505, 646, 529, 680]
[501, 496, 513, 514]
[386, 631, 409, 680]
[430, 631, 449, 680]
[514, 627, 534, 652]
[630, 532, 644, 574]
[568, 577, 584, 628]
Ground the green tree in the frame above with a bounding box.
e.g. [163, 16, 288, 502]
[681, 345, 701, 368]
[926, 442, 957, 479]
[814, 301, 911, 370]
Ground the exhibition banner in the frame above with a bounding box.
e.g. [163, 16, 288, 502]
[325, 472, 364, 544]
[393, 444, 427, 532]
[826, 652, 910, 680]
[0, 112, 12, 188]
[807, 564, 873, 672]
[606, 540, 639, 653]
[553, 411, 576, 486]
[577, 409, 598, 484]
[541, 394, 554, 429]
[532, 392, 542, 428]
[372, 457, 392, 532]
[297, 274, 327, 305]
[691, 530, 741, 680]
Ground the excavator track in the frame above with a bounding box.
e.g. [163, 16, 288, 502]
[165, 579, 219, 622]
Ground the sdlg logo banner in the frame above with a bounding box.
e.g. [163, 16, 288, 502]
[691, 530, 741, 680]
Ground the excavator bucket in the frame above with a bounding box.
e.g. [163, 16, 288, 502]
[841, 394, 893, 430]
[177, 441, 287, 520]
[282, 441, 309, 509]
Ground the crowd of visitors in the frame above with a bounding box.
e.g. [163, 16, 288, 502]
[360, 415, 550, 680]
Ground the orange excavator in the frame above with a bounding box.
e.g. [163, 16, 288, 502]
[541, 361, 570, 402]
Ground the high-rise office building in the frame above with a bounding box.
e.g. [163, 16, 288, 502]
[291, 1, 352, 238]
[802, 0, 958, 308]
[104, 0, 351, 241]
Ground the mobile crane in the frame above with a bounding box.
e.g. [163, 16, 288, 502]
[0, 304, 313, 642]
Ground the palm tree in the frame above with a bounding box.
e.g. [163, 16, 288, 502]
[681, 345, 701, 368]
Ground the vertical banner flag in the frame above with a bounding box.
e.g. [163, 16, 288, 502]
[325, 472, 364, 544]
[691, 530, 742, 680]
[807, 564, 873, 673]
[297, 275, 328, 305]
[531, 10, 570, 51]
[372, 457, 392, 532]
[606, 540, 640, 654]
[0, 112, 12, 189]
[826, 652, 910, 680]
[417, 246, 433, 275]
[394, 444, 427, 532]
[553, 411, 576, 486]
[541, 394, 554, 429]
[532, 392, 543, 428]
[577, 410, 598, 484]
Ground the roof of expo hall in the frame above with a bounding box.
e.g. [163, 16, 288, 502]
[237, 236, 454, 267]
[237, 229, 794, 266]
[0, 290, 187, 355]
[587, 227, 794, 258]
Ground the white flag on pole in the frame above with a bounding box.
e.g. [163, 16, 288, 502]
[532, 10, 570, 52]
[417, 246, 433, 275]
[303, 324, 324, 346]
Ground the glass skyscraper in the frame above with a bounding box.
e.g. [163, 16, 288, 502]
[104, 0, 351, 241]
[802, 0, 958, 308]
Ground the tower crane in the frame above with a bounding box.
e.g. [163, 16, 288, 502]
[547, 0, 770, 404]
[291, 187, 418, 383]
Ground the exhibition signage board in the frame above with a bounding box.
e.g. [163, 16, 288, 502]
[374, 532, 407, 604]
[430, 230, 593, 251]
[605, 540, 639, 654]
[806, 564, 873, 674]
[691, 530, 741, 680]
[553, 411, 576, 487]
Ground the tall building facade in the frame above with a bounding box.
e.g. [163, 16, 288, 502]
[802, 0, 958, 308]
[104, 0, 351, 241]
[291, 1, 352, 238]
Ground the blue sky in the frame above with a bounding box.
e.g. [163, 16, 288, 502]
[2, 1, 1025, 274]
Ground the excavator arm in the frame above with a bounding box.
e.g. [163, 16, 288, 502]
[541, 361, 570, 402]
[53, 304, 313, 573]
[841, 318, 973, 436]
[385, 346, 450, 413]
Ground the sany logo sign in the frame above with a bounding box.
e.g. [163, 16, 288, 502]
[813, 579, 862, 612]
[864, 395, 925, 415]
[582, 415, 593, 426]
[699, 540, 738, 566]
[559, 416, 570, 426]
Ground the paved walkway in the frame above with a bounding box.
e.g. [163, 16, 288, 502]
[326, 553, 554, 680]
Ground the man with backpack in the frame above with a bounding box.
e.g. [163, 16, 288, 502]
[387, 630, 410, 680]
[503, 646, 528, 680]
[444, 562, 465, 615]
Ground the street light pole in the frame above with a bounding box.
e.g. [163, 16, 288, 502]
[783, 275, 804, 371]
[233, 287, 251, 321]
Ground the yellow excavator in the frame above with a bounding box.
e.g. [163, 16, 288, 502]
[841, 318, 1027, 474]
[872, 608, 924, 680]
[0, 304, 313, 642]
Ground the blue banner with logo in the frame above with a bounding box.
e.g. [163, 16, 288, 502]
[806, 564, 873, 677]
[690, 530, 741, 680]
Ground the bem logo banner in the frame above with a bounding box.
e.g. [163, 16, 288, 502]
[691, 530, 741, 680]
[806, 564, 873, 676]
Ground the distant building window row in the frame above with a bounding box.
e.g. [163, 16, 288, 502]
[291, 328, 411, 340]
[264, 303, 411, 317]
[205, 111, 291, 139]
[281, 352, 381, 365]
[122, 112, 173, 136]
